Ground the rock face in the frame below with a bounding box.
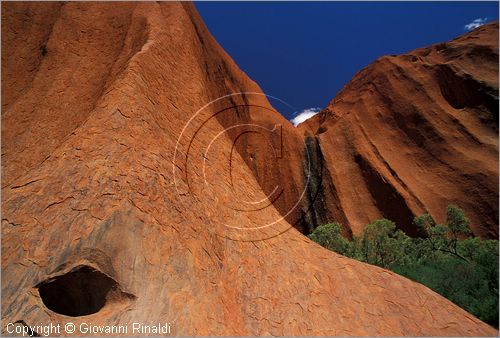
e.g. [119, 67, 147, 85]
[1, 2, 498, 337]
[299, 23, 499, 238]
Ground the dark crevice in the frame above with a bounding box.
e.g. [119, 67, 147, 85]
[436, 64, 499, 129]
[301, 136, 329, 233]
[354, 153, 419, 237]
[39, 44, 47, 56]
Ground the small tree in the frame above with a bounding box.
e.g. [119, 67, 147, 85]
[414, 213, 436, 236]
[361, 219, 410, 268]
[308, 222, 350, 255]
[446, 204, 471, 235]
[414, 205, 472, 262]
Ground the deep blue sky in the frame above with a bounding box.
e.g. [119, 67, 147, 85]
[195, 1, 498, 120]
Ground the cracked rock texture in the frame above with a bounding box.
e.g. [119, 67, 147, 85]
[1, 2, 498, 336]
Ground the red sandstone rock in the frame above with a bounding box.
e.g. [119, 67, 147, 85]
[1, 2, 497, 336]
[298, 22, 499, 238]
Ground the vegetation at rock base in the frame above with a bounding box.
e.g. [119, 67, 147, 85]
[308, 205, 499, 327]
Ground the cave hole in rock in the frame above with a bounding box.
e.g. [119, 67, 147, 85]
[37, 265, 117, 317]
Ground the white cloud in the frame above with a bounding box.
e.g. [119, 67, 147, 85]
[464, 18, 488, 31]
[290, 107, 321, 127]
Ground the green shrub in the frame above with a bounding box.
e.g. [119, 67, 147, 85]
[446, 204, 471, 237]
[308, 222, 350, 255]
[360, 219, 411, 268]
[308, 205, 499, 327]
